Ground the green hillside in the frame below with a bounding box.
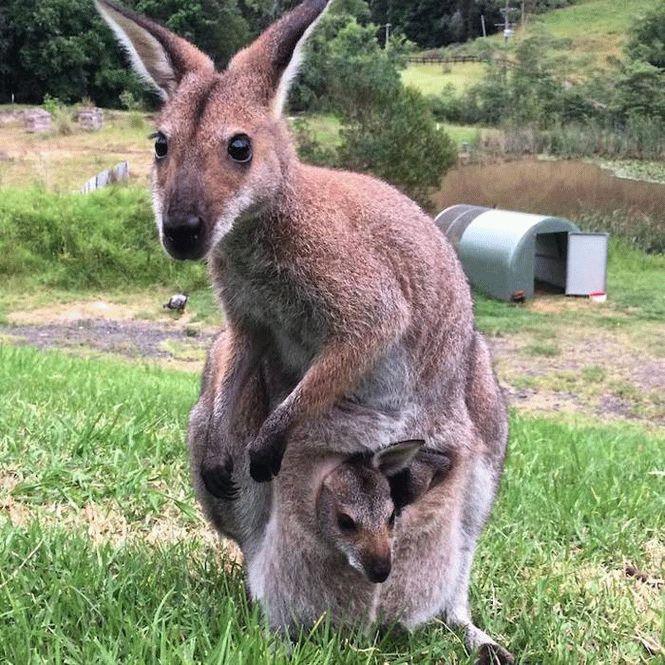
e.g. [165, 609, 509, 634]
[403, 0, 662, 95]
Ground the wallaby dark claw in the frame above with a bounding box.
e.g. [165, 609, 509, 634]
[476, 643, 515, 665]
[248, 444, 282, 483]
[201, 456, 239, 500]
[248, 427, 287, 483]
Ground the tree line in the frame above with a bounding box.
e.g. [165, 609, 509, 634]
[0, 0, 578, 106]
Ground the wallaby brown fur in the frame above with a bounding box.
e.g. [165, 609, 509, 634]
[97, 1, 512, 661]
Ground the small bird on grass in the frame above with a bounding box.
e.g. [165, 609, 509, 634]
[163, 294, 188, 313]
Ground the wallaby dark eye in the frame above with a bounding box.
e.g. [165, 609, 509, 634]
[388, 510, 396, 528]
[152, 132, 168, 159]
[228, 134, 252, 163]
[337, 513, 356, 532]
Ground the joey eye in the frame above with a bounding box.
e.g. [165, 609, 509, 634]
[228, 134, 252, 163]
[337, 513, 356, 532]
[388, 510, 396, 528]
[151, 132, 168, 159]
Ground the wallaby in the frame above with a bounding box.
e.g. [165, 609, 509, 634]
[95, 0, 475, 489]
[244, 438, 452, 632]
[97, 1, 512, 660]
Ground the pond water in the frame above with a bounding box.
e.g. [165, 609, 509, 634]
[433, 159, 665, 222]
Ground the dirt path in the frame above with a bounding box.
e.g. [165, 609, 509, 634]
[2, 300, 663, 426]
[2, 319, 214, 360]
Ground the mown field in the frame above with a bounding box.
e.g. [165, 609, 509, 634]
[1, 345, 663, 664]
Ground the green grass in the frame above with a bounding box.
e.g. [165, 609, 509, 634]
[304, 114, 342, 147]
[0, 345, 663, 663]
[477, 0, 662, 73]
[0, 186, 206, 291]
[441, 124, 482, 146]
[405, 0, 663, 96]
[532, 0, 660, 62]
[401, 62, 485, 95]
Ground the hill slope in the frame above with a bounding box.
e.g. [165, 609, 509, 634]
[403, 0, 662, 95]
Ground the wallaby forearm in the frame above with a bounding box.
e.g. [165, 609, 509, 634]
[247, 291, 411, 481]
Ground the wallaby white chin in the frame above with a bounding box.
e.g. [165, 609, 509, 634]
[210, 190, 258, 251]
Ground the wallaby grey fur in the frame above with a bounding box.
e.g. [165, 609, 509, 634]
[97, 0, 512, 661]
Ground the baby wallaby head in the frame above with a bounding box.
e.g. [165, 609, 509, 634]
[316, 440, 424, 584]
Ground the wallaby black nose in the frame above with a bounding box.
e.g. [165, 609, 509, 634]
[366, 559, 391, 584]
[162, 215, 206, 260]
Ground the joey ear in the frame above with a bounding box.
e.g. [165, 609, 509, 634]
[373, 440, 425, 478]
[95, 0, 214, 101]
[228, 0, 332, 116]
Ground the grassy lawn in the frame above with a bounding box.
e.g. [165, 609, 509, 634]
[401, 62, 485, 95]
[532, 0, 661, 66]
[403, 0, 664, 96]
[1, 345, 663, 663]
[0, 109, 154, 192]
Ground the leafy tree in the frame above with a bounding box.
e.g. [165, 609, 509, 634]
[612, 2, 665, 122]
[0, 0, 249, 106]
[130, 0, 249, 68]
[295, 15, 456, 206]
[338, 86, 457, 206]
[625, 2, 665, 70]
[612, 60, 665, 122]
[0, 0, 144, 106]
[368, 0, 502, 49]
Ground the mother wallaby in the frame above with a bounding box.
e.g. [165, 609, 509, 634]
[96, 0, 511, 659]
[95, 0, 478, 487]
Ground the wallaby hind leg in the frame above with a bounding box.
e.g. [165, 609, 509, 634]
[200, 328, 270, 498]
[443, 543, 514, 665]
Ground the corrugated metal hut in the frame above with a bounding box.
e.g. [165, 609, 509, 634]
[435, 205, 607, 301]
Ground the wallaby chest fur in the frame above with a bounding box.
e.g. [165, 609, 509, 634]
[212, 161, 473, 411]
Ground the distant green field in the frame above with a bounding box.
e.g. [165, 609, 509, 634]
[403, 0, 662, 96]
[480, 0, 661, 70]
[402, 62, 486, 95]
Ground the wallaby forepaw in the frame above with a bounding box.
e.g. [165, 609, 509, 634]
[201, 456, 239, 500]
[476, 643, 514, 665]
[248, 445, 282, 483]
[248, 430, 286, 483]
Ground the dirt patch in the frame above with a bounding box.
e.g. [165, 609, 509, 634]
[2, 297, 664, 425]
[490, 325, 665, 425]
[1, 318, 215, 361]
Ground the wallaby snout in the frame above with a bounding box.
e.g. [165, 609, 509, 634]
[162, 213, 206, 261]
[366, 560, 391, 584]
[363, 548, 392, 584]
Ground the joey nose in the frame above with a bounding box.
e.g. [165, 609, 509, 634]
[162, 215, 207, 261]
[366, 559, 392, 584]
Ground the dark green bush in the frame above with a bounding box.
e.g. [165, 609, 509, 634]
[0, 187, 206, 290]
[338, 87, 457, 207]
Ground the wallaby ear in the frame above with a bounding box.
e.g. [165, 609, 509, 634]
[95, 0, 214, 101]
[228, 0, 332, 116]
[373, 440, 425, 478]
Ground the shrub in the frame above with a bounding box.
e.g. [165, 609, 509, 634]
[427, 84, 465, 123]
[338, 87, 457, 207]
[578, 210, 665, 255]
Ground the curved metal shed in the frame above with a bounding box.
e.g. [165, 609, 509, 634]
[435, 205, 581, 301]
